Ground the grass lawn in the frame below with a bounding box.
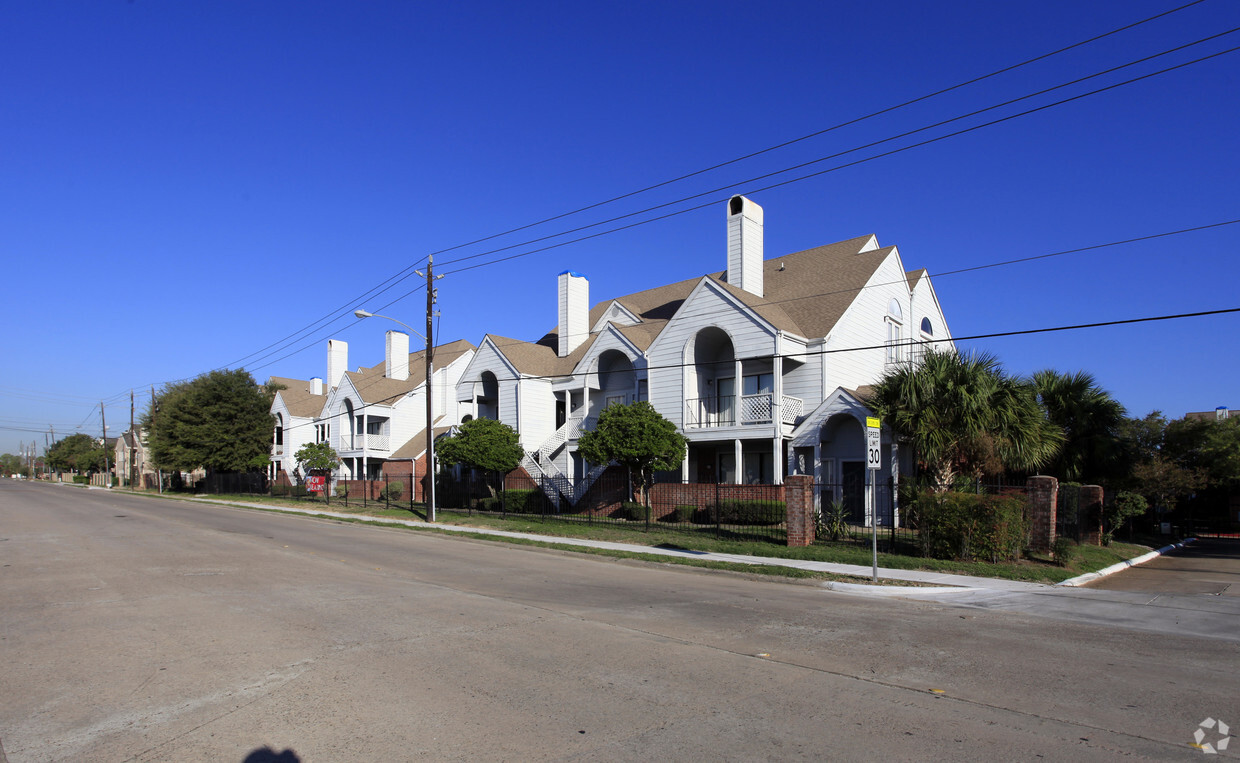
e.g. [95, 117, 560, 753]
[160, 491, 1158, 585]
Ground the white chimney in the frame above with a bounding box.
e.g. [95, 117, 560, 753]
[310, 377, 323, 396]
[727, 195, 764, 297]
[558, 270, 589, 357]
[385, 330, 410, 381]
[327, 339, 348, 389]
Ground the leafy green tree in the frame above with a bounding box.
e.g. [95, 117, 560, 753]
[436, 418, 524, 476]
[867, 349, 1063, 490]
[145, 369, 274, 473]
[46, 433, 109, 474]
[577, 401, 687, 503]
[294, 441, 339, 473]
[1164, 415, 1240, 488]
[1130, 454, 1204, 513]
[1033, 369, 1126, 483]
[1, 453, 24, 476]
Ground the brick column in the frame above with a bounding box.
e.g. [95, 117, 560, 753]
[785, 474, 815, 547]
[1080, 485, 1104, 545]
[1026, 475, 1058, 554]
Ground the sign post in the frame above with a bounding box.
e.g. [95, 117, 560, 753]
[866, 417, 881, 583]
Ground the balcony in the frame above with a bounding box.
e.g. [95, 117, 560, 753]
[684, 394, 803, 428]
[337, 433, 391, 453]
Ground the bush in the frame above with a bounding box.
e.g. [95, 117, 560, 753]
[817, 500, 849, 541]
[380, 482, 404, 502]
[72, 475, 89, 484]
[501, 489, 543, 514]
[1053, 537, 1079, 567]
[913, 490, 1028, 562]
[621, 501, 649, 521]
[717, 499, 786, 526]
[670, 505, 696, 523]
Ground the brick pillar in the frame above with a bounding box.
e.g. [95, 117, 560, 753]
[785, 474, 815, 547]
[1026, 475, 1058, 554]
[1080, 485, 1104, 545]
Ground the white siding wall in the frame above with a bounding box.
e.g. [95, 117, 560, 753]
[647, 281, 777, 428]
[823, 251, 911, 393]
[781, 342, 823, 411]
[519, 377, 555, 450]
[910, 279, 954, 356]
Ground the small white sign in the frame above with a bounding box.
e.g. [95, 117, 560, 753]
[866, 417, 881, 471]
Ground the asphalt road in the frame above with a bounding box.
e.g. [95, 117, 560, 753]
[2, 482, 1237, 761]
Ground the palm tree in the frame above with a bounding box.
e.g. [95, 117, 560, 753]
[867, 349, 1062, 490]
[1032, 369, 1126, 483]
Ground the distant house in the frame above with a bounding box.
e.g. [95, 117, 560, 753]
[114, 428, 156, 488]
[452, 195, 954, 515]
[269, 338, 477, 499]
[1185, 406, 1232, 422]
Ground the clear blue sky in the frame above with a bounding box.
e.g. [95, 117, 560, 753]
[2, 0, 1237, 455]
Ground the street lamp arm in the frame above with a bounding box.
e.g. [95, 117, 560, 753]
[353, 309, 426, 342]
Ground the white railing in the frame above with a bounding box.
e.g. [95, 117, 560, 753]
[337, 433, 390, 452]
[685, 394, 803, 427]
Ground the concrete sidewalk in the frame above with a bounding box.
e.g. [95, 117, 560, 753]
[186, 496, 1098, 592]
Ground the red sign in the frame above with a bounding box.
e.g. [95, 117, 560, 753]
[306, 475, 326, 492]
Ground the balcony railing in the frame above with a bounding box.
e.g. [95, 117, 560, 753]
[337, 433, 391, 452]
[685, 394, 803, 428]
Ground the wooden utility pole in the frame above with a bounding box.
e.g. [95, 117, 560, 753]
[425, 254, 436, 522]
[101, 402, 110, 487]
[130, 390, 136, 490]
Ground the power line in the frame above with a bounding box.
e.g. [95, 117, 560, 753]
[199, 4, 1220, 378]
[413, 0, 1211, 261]
[438, 37, 1240, 277]
[278, 304, 1240, 436]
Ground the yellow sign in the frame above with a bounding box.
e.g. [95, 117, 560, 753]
[866, 417, 881, 429]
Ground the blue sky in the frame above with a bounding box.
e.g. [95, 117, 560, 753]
[2, 0, 1237, 455]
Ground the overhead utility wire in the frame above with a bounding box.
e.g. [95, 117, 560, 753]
[212, 1, 1208, 375]
[413, 0, 1209, 261]
[251, 29, 1238, 378]
[439, 41, 1240, 278]
[279, 305, 1240, 436]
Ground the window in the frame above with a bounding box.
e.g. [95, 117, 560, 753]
[742, 373, 773, 396]
[920, 317, 933, 336]
[886, 299, 904, 364]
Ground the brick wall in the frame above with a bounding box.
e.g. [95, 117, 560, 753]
[784, 475, 814, 547]
[1026, 475, 1058, 553]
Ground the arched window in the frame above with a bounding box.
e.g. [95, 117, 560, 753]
[920, 317, 933, 336]
[885, 300, 903, 364]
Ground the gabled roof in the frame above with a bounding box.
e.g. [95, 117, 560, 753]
[269, 376, 326, 418]
[477, 234, 899, 379]
[343, 339, 475, 406]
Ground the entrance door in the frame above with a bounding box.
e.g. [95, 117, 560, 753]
[841, 461, 866, 524]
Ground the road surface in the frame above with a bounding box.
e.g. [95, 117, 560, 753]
[2, 482, 1236, 760]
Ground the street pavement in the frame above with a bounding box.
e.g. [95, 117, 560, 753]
[3, 481, 1238, 761]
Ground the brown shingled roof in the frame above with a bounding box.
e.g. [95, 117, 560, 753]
[492, 233, 894, 376]
[269, 376, 327, 418]
[345, 339, 476, 406]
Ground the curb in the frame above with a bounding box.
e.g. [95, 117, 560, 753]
[822, 580, 972, 595]
[1055, 538, 1196, 587]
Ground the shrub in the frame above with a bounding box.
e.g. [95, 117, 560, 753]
[817, 500, 849, 541]
[72, 475, 89, 484]
[335, 483, 349, 499]
[501, 489, 542, 514]
[621, 501, 649, 521]
[671, 505, 696, 523]
[380, 482, 404, 502]
[717, 499, 785, 526]
[1053, 537, 1079, 567]
[913, 490, 1028, 563]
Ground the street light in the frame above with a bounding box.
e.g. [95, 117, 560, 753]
[354, 308, 438, 522]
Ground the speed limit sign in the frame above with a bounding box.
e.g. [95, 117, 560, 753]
[866, 417, 881, 471]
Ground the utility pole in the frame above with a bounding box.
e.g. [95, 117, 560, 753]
[425, 254, 437, 522]
[130, 390, 136, 490]
[101, 402, 110, 488]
